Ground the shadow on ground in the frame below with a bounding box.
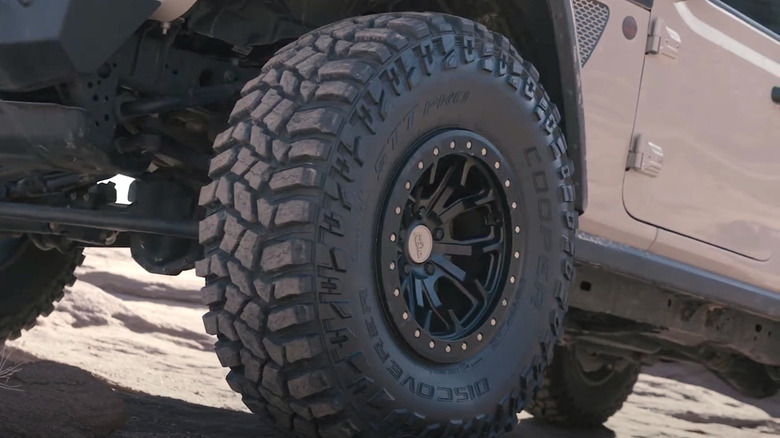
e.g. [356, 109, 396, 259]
[113, 390, 617, 438]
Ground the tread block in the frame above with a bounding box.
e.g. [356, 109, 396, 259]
[287, 369, 334, 399]
[284, 334, 323, 363]
[315, 81, 361, 104]
[215, 340, 242, 367]
[274, 276, 313, 300]
[269, 167, 322, 192]
[235, 229, 263, 269]
[286, 108, 344, 137]
[234, 319, 268, 359]
[319, 60, 374, 84]
[274, 200, 314, 228]
[267, 304, 316, 332]
[260, 240, 312, 273]
[240, 300, 266, 331]
[288, 139, 330, 162]
[209, 148, 238, 178]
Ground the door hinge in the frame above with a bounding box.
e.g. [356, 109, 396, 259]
[646, 17, 681, 59]
[628, 135, 664, 176]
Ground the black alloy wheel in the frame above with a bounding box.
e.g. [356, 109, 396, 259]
[379, 131, 521, 363]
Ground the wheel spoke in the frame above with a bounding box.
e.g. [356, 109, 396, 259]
[438, 189, 497, 224]
[430, 254, 467, 283]
[436, 234, 502, 257]
[426, 165, 457, 211]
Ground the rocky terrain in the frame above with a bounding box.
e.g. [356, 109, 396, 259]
[2, 248, 778, 437]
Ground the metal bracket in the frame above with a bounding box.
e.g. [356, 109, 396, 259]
[627, 135, 664, 176]
[646, 17, 681, 59]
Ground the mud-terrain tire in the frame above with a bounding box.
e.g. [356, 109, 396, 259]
[526, 345, 640, 427]
[0, 238, 84, 341]
[198, 12, 577, 438]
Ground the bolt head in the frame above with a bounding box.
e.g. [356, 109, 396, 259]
[393, 288, 400, 297]
[461, 342, 468, 351]
[402, 312, 408, 320]
[414, 329, 421, 338]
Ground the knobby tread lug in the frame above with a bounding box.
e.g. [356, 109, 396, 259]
[0, 247, 84, 342]
[199, 10, 577, 438]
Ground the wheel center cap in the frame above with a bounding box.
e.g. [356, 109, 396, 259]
[407, 225, 433, 264]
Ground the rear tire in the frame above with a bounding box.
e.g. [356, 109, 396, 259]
[0, 238, 84, 341]
[526, 345, 640, 428]
[198, 12, 577, 437]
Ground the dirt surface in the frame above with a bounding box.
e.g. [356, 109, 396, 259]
[3, 248, 779, 437]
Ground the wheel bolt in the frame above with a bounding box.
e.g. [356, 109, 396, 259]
[390, 233, 396, 242]
[461, 342, 468, 351]
[515, 226, 520, 234]
[449, 141, 455, 149]
[424, 263, 435, 275]
[511, 202, 517, 209]
[414, 329, 421, 338]
[395, 206, 401, 215]
[417, 161, 424, 169]
[510, 276, 516, 284]
[445, 345, 451, 353]
[514, 251, 520, 259]
[502, 299, 508, 307]
[434, 147, 439, 156]
[505, 180, 511, 187]
[494, 162, 500, 169]
[477, 333, 483, 341]
[490, 318, 497, 326]
[466, 141, 472, 149]
[433, 228, 444, 240]
[404, 181, 411, 190]
[393, 288, 400, 297]
[481, 148, 487, 156]
[429, 341, 435, 349]
[402, 312, 408, 320]
[389, 262, 396, 271]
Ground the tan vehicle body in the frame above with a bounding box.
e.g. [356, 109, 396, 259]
[578, 0, 780, 294]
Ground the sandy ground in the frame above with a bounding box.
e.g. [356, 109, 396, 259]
[4, 248, 780, 437]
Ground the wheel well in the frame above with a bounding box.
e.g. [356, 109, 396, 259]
[185, 0, 587, 211]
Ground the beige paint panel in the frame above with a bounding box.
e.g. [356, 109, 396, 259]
[577, 0, 657, 249]
[624, 0, 780, 261]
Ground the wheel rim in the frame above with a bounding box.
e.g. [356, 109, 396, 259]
[378, 130, 523, 364]
[572, 347, 618, 386]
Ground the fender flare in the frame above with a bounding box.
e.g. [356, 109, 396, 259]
[546, 0, 588, 212]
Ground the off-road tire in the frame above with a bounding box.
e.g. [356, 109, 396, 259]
[526, 345, 640, 428]
[0, 239, 84, 341]
[198, 12, 577, 438]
